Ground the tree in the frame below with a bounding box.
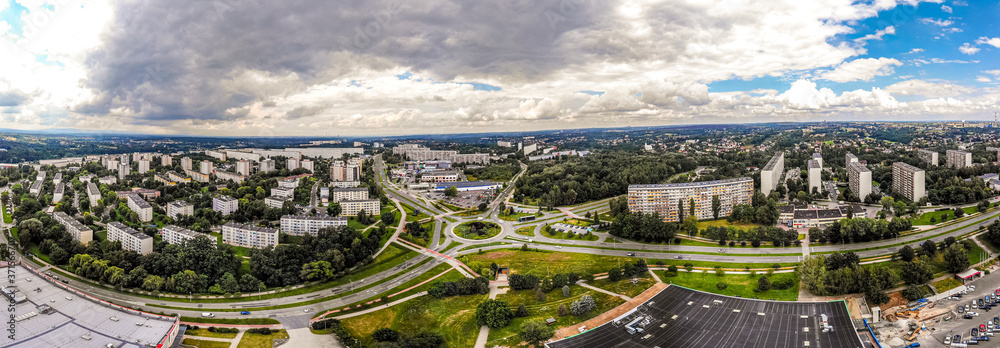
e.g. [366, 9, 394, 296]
[900, 258, 933, 285]
[898, 245, 915, 262]
[445, 186, 458, 197]
[478, 202, 488, 212]
[608, 268, 623, 281]
[300, 261, 334, 281]
[520, 320, 554, 344]
[570, 295, 596, 315]
[954, 207, 965, 218]
[142, 275, 165, 292]
[373, 328, 400, 342]
[688, 197, 695, 216]
[893, 201, 908, 217]
[557, 304, 568, 317]
[979, 200, 990, 212]
[920, 240, 937, 256]
[218, 272, 240, 294]
[797, 191, 810, 203]
[711, 194, 721, 220]
[865, 284, 890, 305]
[757, 276, 771, 292]
[476, 299, 513, 328]
[943, 243, 970, 273]
[901, 285, 926, 301]
[327, 203, 342, 217]
[880, 196, 895, 213]
[677, 199, 685, 222]
[515, 304, 529, 317]
[381, 211, 395, 225]
[239, 274, 265, 293]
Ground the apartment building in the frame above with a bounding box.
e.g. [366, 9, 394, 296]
[106, 222, 153, 255]
[626, 177, 754, 222]
[200, 160, 214, 175]
[213, 195, 239, 215]
[331, 161, 360, 182]
[53, 183, 64, 203]
[892, 162, 926, 202]
[214, 170, 245, 184]
[760, 152, 783, 195]
[138, 159, 150, 173]
[847, 162, 872, 200]
[184, 169, 210, 183]
[301, 159, 314, 173]
[330, 181, 361, 188]
[946, 149, 972, 169]
[99, 176, 117, 185]
[846, 153, 858, 165]
[118, 162, 130, 180]
[340, 199, 381, 216]
[86, 182, 101, 207]
[53, 173, 62, 185]
[265, 196, 291, 209]
[167, 171, 191, 184]
[167, 201, 194, 219]
[115, 188, 160, 200]
[236, 160, 252, 176]
[53, 212, 93, 245]
[28, 179, 42, 196]
[812, 153, 823, 168]
[126, 194, 153, 222]
[161, 155, 172, 167]
[287, 158, 299, 170]
[181, 157, 193, 171]
[222, 222, 279, 249]
[808, 160, 822, 194]
[392, 144, 490, 164]
[161, 225, 203, 245]
[331, 187, 368, 202]
[259, 159, 276, 173]
[205, 150, 227, 161]
[278, 178, 299, 189]
[154, 174, 177, 186]
[271, 187, 295, 199]
[280, 215, 348, 236]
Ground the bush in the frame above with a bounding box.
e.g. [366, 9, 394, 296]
[373, 328, 399, 342]
[740, 241, 746, 247]
[772, 278, 794, 290]
[515, 304, 530, 317]
[756, 276, 771, 292]
[716, 282, 727, 290]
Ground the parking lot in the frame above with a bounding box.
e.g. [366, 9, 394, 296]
[424, 189, 495, 209]
[888, 265, 1000, 347]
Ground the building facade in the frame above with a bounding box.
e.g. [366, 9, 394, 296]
[627, 177, 754, 222]
[847, 162, 872, 200]
[53, 211, 92, 245]
[340, 199, 381, 216]
[107, 222, 153, 255]
[126, 194, 153, 222]
[812, 153, 823, 168]
[222, 223, 279, 249]
[213, 195, 239, 215]
[331, 161, 360, 182]
[200, 160, 214, 175]
[331, 187, 368, 202]
[946, 149, 972, 169]
[161, 225, 202, 245]
[808, 160, 822, 194]
[892, 162, 926, 202]
[236, 160, 252, 176]
[181, 157, 193, 171]
[760, 152, 784, 195]
[167, 201, 194, 219]
[280, 215, 348, 236]
[259, 159, 276, 173]
[86, 182, 101, 207]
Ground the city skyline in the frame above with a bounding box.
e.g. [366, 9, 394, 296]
[0, 0, 996, 136]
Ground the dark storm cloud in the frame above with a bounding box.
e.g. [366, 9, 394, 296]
[76, 0, 610, 122]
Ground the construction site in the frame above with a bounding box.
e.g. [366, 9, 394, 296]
[864, 283, 977, 347]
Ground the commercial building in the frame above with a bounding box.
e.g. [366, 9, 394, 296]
[167, 201, 194, 219]
[200, 160, 214, 175]
[280, 215, 348, 236]
[301, 159, 314, 173]
[214, 170, 245, 183]
[161, 225, 203, 245]
[181, 157, 193, 171]
[331, 161, 361, 182]
[807, 160, 822, 194]
[434, 181, 503, 192]
[222, 222, 279, 249]
[213, 195, 239, 215]
[137, 159, 150, 173]
[627, 177, 754, 222]
[236, 160, 252, 176]
[287, 158, 300, 170]
[118, 162, 130, 180]
[86, 182, 101, 207]
[340, 199, 381, 216]
[259, 159, 276, 173]
[421, 170, 460, 182]
[126, 194, 153, 222]
[847, 162, 872, 200]
[53, 211, 93, 245]
[760, 152, 784, 195]
[106, 222, 153, 255]
[185, 169, 210, 183]
[946, 149, 972, 169]
[892, 162, 926, 202]
[331, 187, 368, 202]
[53, 183, 64, 203]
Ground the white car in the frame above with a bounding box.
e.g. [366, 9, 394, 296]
[972, 312, 981, 317]
[201, 313, 214, 318]
[945, 336, 952, 345]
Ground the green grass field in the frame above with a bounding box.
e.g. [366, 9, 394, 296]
[454, 221, 501, 240]
[237, 329, 288, 348]
[1, 205, 11, 224]
[696, 219, 761, 230]
[911, 207, 980, 225]
[540, 224, 599, 241]
[488, 288, 625, 346]
[462, 249, 625, 277]
[515, 226, 535, 236]
[181, 339, 231, 348]
[185, 328, 238, 339]
[588, 277, 657, 298]
[341, 292, 484, 348]
[179, 317, 281, 325]
[499, 212, 534, 221]
[657, 270, 800, 301]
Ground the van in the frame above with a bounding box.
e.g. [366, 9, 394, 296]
[201, 313, 214, 318]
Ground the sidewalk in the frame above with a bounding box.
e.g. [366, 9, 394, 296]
[578, 281, 632, 301]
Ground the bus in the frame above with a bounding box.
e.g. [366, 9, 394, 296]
[518, 215, 536, 222]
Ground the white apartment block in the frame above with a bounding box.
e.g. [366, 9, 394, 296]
[205, 150, 227, 161]
[214, 171, 245, 184]
[301, 159, 314, 173]
[213, 195, 239, 215]
[946, 149, 972, 169]
[106, 222, 153, 255]
[118, 162, 130, 180]
[99, 176, 117, 185]
[392, 144, 489, 164]
[53, 211, 93, 245]
[200, 160, 214, 175]
[225, 150, 262, 162]
[846, 153, 858, 165]
[278, 178, 299, 189]
[331, 187, 368, 202]
[760, 152, 783, 195]
[259, 159, 276, 173]
[287, 158, 299, 170]
[812, 152, 823, 168]
[29, 179, 42, 195]
[53, 183, 64, 203]
[167, 201, 194, 219]
[236, 160, 252, 176]
[86, 182, 101, 207]
[222, 222, 279, 249]
[161, 225, 202, 245]
[181, 157, 193, 171]
[892, 162, 926, 202]
[126, 194, 153, 222]
[808, 160, 822, 194]
[265, 196, 291, 209]
[36, 170, 46, 181]
[271, 187, 294, 199]
[340, 199, 381, 216]
[138, 159, 150, 173]
[330, 181, 361, 188]
[627, 177, 754, 222]
[847, 162, 872, 200]
[53, 173, 62, 185]
[161, 155, 172, 167]
[280, 215, 348, 236]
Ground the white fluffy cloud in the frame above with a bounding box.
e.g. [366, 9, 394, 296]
[976, 37, 1000, 48]
[942, 5, 952, 13]
[820, 58, 902, 82]
[884, 79, 974, 97]
[920, 18, 954, 26]
[959, 43, 981, 55]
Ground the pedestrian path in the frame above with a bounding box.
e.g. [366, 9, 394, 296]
[578, 281, 632, 301]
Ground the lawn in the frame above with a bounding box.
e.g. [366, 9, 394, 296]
[179, 317, 281, 325]
[185, 328, 238, 339]
[911, 207, 980, 226]
[237, 329, 289, 348]
[454, 221, 501, 240]
[978, 234, 1000, 254]
[181, 339, 231, 348]
[933, 278, 963, 293]
[401, 202, 430, 222]
[588, 277, 658, 298]
[515, 226, 535, 237]
[461, 249, 626, 277]
[341, 293, 485, 348]
[560, 218, 592, 227]
[696, 219, 761, 230]
[2, 204, 11, 224]
[499, 212, 534, 221]
[540, 224, 599, 241]
[656, 270, 800, 301]
[488, 288, 625, 346]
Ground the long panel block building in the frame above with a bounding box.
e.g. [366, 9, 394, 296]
[760, 152, 783, 195]
[53, 211, 92, 245]
[627, 177, 754, 222]
[946, 149, 972, 169]
[222, 222, 279, 249]
[107, 222, 153, 255]
[280, 215, 349, 236]
[892, 162, 926, 202]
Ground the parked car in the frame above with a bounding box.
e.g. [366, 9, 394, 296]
[201, 313, 214, 318]
[945, 335, 952, 345]
[905, 343, 920, 348]
[626, 252, 635, 256]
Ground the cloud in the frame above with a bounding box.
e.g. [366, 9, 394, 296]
[820, 58, 902, 83]
[976, 37, 1000, 48]
[0, 91, 29, 107]
[920, 18, 954, 26]
[884, 79, 974, 97]
[959, 43, 981, 55]
[854, 26, 895, 43]
[976, 77, 991, 83]
[941, 5, 952, 13]
[905, 48, 925, 54]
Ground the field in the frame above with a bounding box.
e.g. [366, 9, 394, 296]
[2, 204, 11, 224]
[588, 277, 658, 298]
[499, 212, 535, 221]
[911, 207, 980, 226]
[237, 329, 289, 348]
[515, 226, 535, 236]
[181, 339, 230, 348]
[179, 317, 281, 325]
[461, 249, 625, 277]
[487, 286, 625, 346]
[454, 221, 501, 240]
[185, 328, 238, 339]
[656, 270, 800, 301]
[933, 278, 963, 293]
[341, 293, 485, 347]
[696, 219, 761, 230]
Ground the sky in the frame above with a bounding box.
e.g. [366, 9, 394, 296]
[0, 0, 998, 136]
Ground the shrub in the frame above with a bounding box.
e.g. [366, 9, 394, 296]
[373, 328, 399, 342]
[756, 276, 771, 292]
[772, 278, 794, 290]
[716, 282, 727, 290]
[516, 305, 530, 317]
[740, 241, 746, 247]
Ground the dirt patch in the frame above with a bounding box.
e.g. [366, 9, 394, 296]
[551, 282, 669, 341]
[880, 291, 907, 311]
[480, 251, 515, 260]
